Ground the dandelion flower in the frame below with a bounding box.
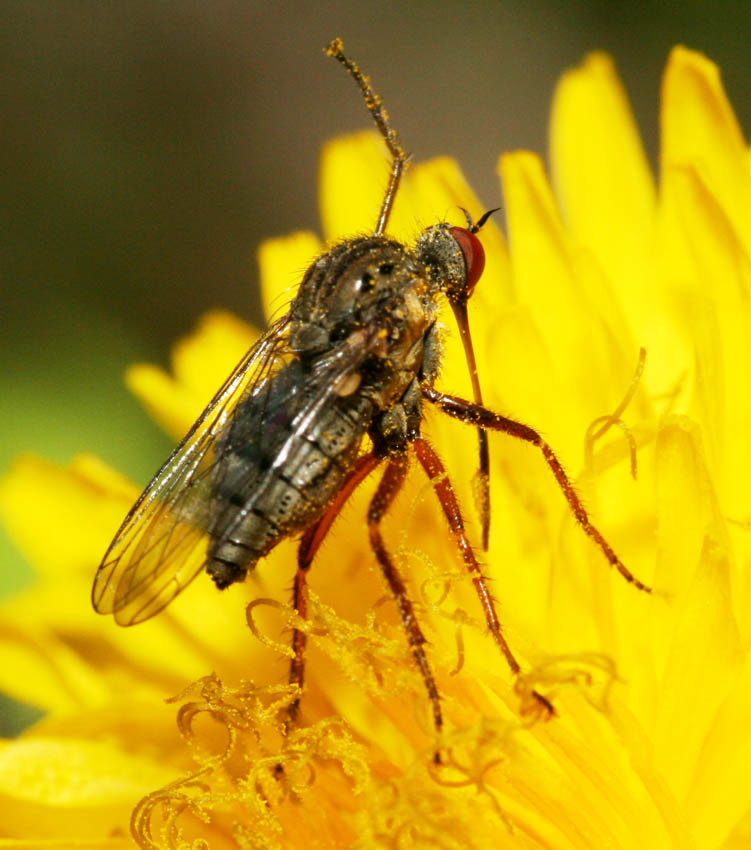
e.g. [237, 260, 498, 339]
[1, 45, 750, 849]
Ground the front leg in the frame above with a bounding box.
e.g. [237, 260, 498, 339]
[421, 386, 651, 593]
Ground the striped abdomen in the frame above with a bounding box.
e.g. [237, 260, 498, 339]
[206, 359, 374, 588]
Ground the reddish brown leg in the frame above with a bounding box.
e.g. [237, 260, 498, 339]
[287, 453, 380, 725]
[298, 454, 380, 571]
[422, 387, 651, 593]
[287, 567, 309, 725]
[413, 437, 553, 716]
[368, 453, 444, 740]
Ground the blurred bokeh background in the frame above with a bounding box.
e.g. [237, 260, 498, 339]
[2, 1, 751, 731]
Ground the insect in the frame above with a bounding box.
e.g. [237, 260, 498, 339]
[92, 38, 650, 738]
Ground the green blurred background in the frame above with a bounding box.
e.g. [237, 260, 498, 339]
[2, 1, 750, 732]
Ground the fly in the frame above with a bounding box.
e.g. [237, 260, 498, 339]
[92, 38, 651, 740]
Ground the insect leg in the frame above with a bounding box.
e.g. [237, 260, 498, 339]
[326, 38, 408, 236]
[287, 453, 380, 725]
[413, 437, 554, 716]
[421, 386, 651, 593]
[287, 566, 309, 726]
[298, 453, 381, 571]
[368, 453, 444, 738]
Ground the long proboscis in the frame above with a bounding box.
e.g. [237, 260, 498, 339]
[451, 296, 491, 551]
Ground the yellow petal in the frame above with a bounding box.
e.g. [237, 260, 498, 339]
[661, 47, 751, 256]
[0, 614, 112, 714]
[126, 310, 257, 440]
[550, 53, 656, 338]
[663, 166, 751, 524]
[653, 419, 743, 808]
[498, 150, 639, 459]
[654, 418, 712, 605]
[655, 531, 742, 802]
[320, 130, 445, 243]
[0, 570, 255, 714]
[0, 737, 174, 840]
[686, 655, 751, 849]
[258, 231, 322, 322]
[0, 454, 135, 581]
[319, 131, 400, 241]
[0, 454, 274, 712]
[123, 362, 196, 443]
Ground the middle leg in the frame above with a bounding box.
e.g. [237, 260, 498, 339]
[413, 436, 554, 716]
[367, 453, 444, 739]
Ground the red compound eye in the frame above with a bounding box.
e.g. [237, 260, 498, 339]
[448, 226, 486, 297]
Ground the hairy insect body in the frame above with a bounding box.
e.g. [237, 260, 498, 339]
[206, 236, 439, 589]
[94, 41, 649, 744]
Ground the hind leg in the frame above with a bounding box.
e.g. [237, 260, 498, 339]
[286, 453, 379, 725]
[367, 453, 444, 737]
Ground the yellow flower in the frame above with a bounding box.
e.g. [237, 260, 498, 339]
[1, 45, 750, 849]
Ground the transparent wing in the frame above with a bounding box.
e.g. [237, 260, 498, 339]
[92, 314, 293, 626]
[93, 318, 379, 627]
